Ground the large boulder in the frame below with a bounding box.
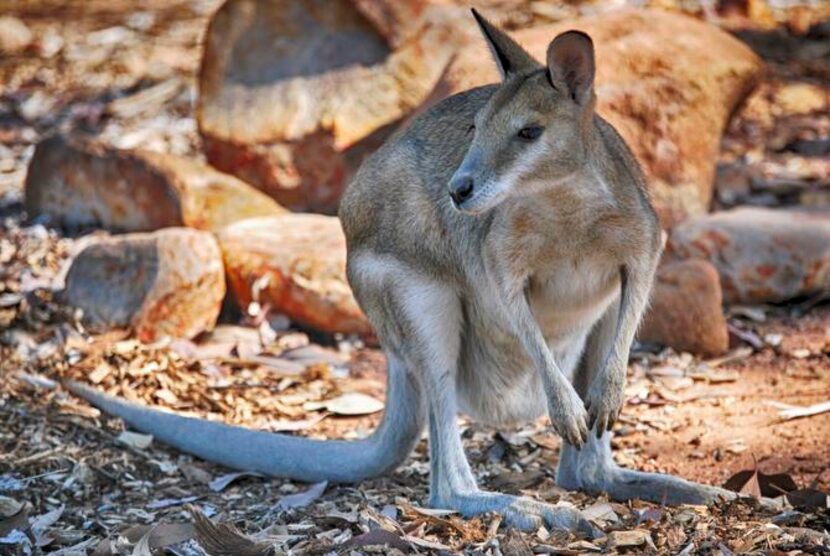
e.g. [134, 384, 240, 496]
[25, 136, 284, 233]
[218, 215, 372, 336]
[667, 207, 830, 304]
[198, 0, 457, 213]
[440, 9, 762, 228]
[639, 260, 729, 357]
[63, 229, 226, 342]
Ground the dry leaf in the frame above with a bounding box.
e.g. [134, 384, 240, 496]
[723, 465, 798, 498]
[501, 529, 534, 556]
[116, 431, 153, 450]
[274, 481, 327, 511]
[180, 463, 213, 485]
[489, 470, 546, 494]
[607, 529, 655, 550]
[343, 529, 410, 551]
[88, 365, 110, 384]
[0, 497, 22, 519]
[0, 476, 24, 492]
[0, 506, 29, 539]
[303, 392, 384, 416]
[130, 529, 153, 556]
[91, 523, 194, 556]
[31, 504, 63, 547]
[408, 506, 458, 518]
[191, 507, 275, 556]
[147, 496, 199, 510]
[786, 488, 830, 509]
[774, 400, 830, 421]
[208, 472, 265, 493]
[583, 502, 619, 524]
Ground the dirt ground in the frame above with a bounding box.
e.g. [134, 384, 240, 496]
[1, 0, 829, 554]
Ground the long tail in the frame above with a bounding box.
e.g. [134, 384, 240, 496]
[63, 358, 424, 483]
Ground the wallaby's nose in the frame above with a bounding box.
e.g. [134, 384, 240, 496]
[450, 175, 475, 205]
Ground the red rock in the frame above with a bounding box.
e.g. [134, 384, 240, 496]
[439, 8, 762, 228]
[25, 136, 284, 233]
[667, 207, 830, 304]
[218, 215, 371, 336]
[197, 0, 457, 213]
[639, 260, 729, 357]
[63, 229, 225, 341]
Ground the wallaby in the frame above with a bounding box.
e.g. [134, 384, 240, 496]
[66, 11, 739, 533]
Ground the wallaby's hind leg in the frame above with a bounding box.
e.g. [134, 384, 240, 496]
[426, 362, 594, 534]
[352, 255, 595, 535]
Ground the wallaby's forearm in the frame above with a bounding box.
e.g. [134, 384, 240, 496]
[501, 289, 590, 447]
[606, 261, 658, 373]
[585, 260, 658, 434]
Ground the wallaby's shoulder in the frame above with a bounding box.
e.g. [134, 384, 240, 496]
[592, 114, 661, 245]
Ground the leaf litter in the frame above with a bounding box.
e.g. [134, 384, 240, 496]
[1, 0, 830, 554]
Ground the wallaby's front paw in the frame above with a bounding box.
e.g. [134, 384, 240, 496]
[584, 372, 625, 438]
[549, 385, 589, 448]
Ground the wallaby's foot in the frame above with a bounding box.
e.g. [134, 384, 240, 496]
[595, 467, 736, 506]
[432, 490, 600, 537]
[557, 459, 739, 505]
[557, 432, 740, 507]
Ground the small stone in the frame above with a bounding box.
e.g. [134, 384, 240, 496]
[25, 136, 284, 233]
[218, 215, 371, 336]
[668, 207, 830, 304]
[791, 348, 811, 359]
[63, 228, 225, 341]
[639, 260, 729, 357]
[0, 16, 33, 55]
[117, 431, 153, 450]
[774, 83, 827, 116]
[606, 529, 655, 551]
[764, 333, 783, 347]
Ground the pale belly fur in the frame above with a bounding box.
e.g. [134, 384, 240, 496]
[456, 259, 620, 426]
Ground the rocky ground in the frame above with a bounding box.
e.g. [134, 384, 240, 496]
[0, 0, 829, 555]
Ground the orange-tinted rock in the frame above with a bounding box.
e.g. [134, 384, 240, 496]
[197, 0, 457, 213]
[440, 9, 762, 228]
[667, 207, 830, 304]
[63, 228, 225, 341]
[218, 215, 371, 335]
[25, 136, 284, 233]
[639, 260, 729, 357]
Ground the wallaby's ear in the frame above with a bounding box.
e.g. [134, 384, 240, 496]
[471, 8, 537, 78]
[546, 30, 595, 105]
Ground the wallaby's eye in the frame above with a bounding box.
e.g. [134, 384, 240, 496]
[517, 126, 543, 141]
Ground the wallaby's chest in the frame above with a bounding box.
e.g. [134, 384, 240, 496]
[527, 255, 620, 345]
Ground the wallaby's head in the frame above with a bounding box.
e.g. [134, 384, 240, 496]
[449, 10, 596, 214]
